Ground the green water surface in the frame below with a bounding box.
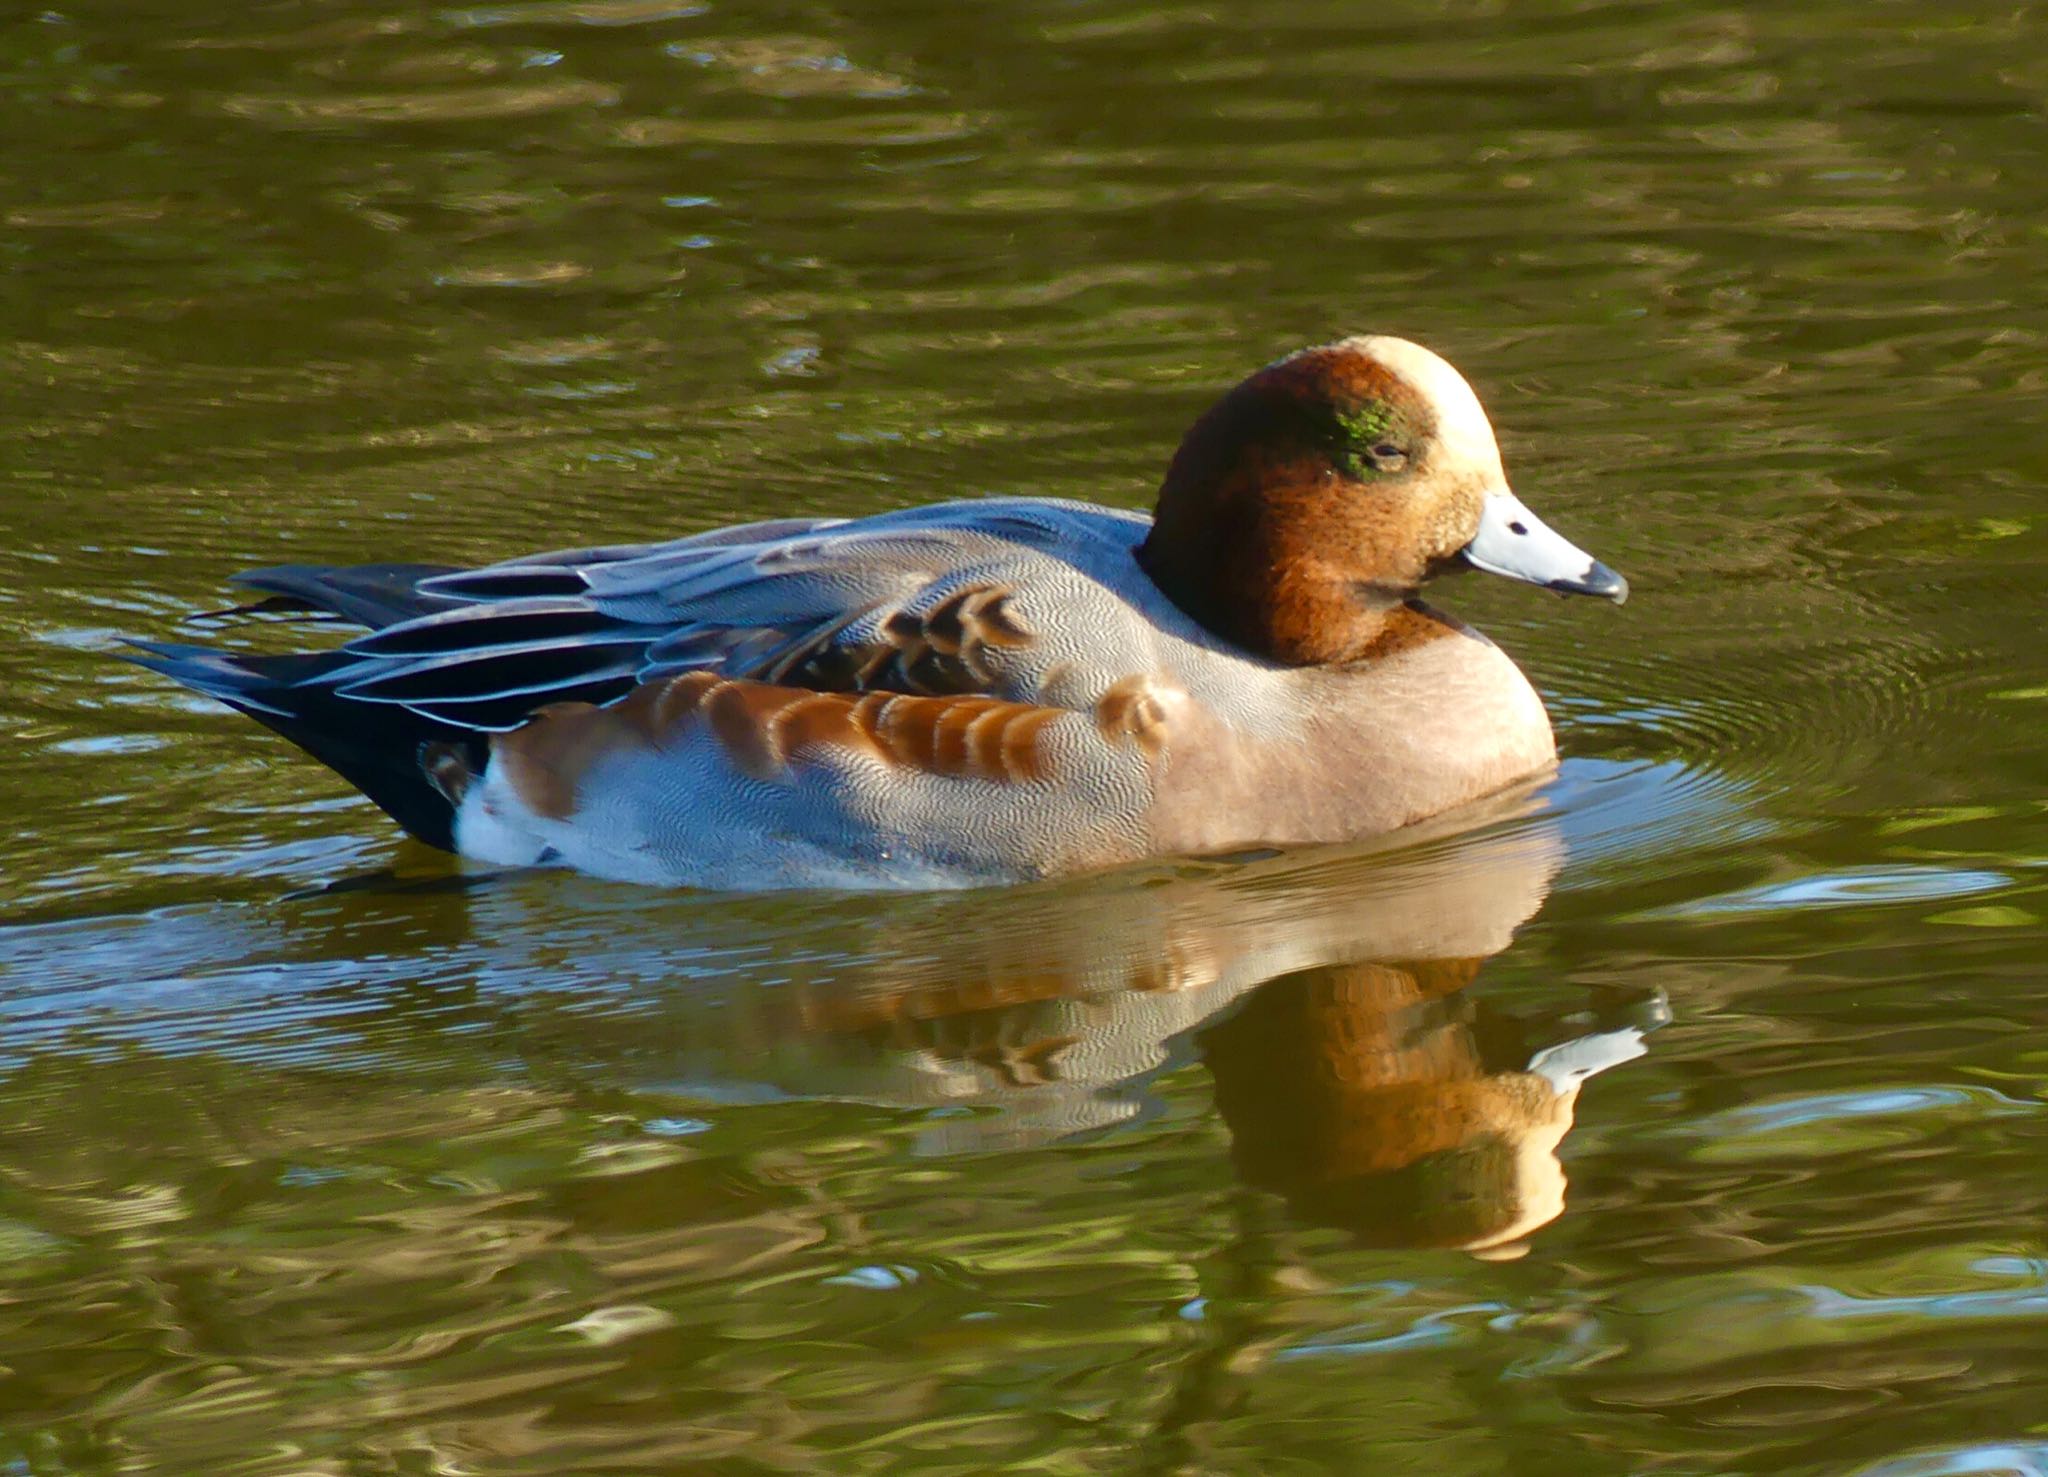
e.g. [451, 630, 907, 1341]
[3, 1, 2047, 1472]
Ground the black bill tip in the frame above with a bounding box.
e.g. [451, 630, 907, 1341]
[1550, 560, 1629, 605]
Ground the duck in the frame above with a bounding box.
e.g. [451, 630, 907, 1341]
[127, 335, 1627, 891]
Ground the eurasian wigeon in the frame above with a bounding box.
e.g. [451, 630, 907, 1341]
[128, 335, 1627, 889]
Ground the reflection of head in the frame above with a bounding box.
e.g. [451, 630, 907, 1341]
[1199, 961, 1577, 1253]
[1299, 1131, 1548, 1251]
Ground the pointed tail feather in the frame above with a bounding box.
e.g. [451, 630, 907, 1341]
[122, 639, 299, 714]
[121, 639, 478, 853]
[227, 563, 465, 630]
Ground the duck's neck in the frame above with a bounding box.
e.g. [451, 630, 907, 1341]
[1137, 461, 1417, 666]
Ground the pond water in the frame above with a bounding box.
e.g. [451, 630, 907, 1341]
[3, 0, 2046, 1471]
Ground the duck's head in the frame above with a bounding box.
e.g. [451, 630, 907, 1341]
[1138, 335, 1627, 665]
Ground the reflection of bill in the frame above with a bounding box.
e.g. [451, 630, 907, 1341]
[1201, 957, 1661, 1258]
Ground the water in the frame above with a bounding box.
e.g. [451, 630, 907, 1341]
[3, 0, 2046, 1470]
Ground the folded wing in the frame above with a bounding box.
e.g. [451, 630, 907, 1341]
[319, 498, 1154, 730]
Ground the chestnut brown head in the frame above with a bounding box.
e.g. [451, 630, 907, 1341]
[1138, 336, 1625, 665]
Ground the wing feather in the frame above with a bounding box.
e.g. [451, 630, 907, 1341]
[301, 498, 1155, 729]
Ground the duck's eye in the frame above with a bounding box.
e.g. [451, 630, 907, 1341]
[1369, 443, 1409, 473]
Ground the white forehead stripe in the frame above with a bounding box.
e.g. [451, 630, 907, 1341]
[1346, 335, 1504, 476]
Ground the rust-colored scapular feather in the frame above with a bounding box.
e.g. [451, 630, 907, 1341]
[495, 672, 1066, 819]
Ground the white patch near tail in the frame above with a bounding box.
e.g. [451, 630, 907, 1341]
[451, 766, 556, 868]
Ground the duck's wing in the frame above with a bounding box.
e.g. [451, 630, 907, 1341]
[308, 498, 1159, 730]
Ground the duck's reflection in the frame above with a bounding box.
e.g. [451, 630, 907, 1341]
[456, 802, 1663, 1253]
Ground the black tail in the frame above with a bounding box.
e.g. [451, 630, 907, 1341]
[124, 563, 481, 853]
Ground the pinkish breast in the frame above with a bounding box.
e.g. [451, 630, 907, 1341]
[1146, 625, 1557, 856]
